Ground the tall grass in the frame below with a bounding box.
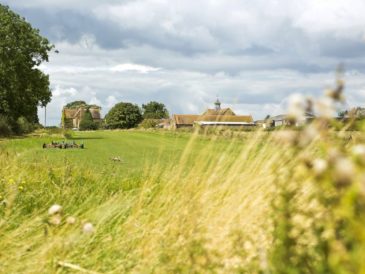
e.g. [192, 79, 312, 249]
[1, 82, 365, 273]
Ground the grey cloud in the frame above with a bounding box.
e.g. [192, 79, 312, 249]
[3, 0, 365, 125]
[319, 35, 365, 58]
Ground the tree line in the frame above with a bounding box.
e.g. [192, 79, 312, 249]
[0, 4, 53, 136]
[77, 101, 169, 131]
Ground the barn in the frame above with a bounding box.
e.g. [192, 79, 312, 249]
[172, 99, 254, 128]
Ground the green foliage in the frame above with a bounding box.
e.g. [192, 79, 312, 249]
[0, 4, 53, 129]
[63, 130, 74, 139]
[0, 115, 12, 136]
[105, 102, 142, 129]
[14, 116, 34, 135]
[79, 109, 98, 131]
[65, 101, 87, 109]
[142, 101, 169, 119]
[139, 119, 160, 129]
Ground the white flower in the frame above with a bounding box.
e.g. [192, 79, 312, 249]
[334, 158, 355, 186]
[48, 204, 62, 215]
[315, 97, 335, 119]
[288, 94, 306, 121]
[66, 216, 76, 225]
[83, 223, 94, 234]
[313, 159, 328, 176]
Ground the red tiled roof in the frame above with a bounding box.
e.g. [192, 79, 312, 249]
[173, 114, 253, 125]
[202, 108, 236, 116]
[173, 115, 200, 125]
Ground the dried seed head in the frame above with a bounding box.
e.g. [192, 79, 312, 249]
[316, 97, 335, 119]
[288, 94, 306, 122]
[66, 216, 76, 225]
[83, 223, 94, 234]
[48, 204, 62, 215]
[334, 158, 355, 187]
[313, 159, 328, 176]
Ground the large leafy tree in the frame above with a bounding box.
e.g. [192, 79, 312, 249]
[0, 4, 53, 127]
[105, 102, 142, 129]
[142, 101, 169, 119]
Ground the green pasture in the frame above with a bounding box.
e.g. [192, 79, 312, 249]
[1, 130, 235, 177]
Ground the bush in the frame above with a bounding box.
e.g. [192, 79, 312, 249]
[0, 115, 12, 136]
[79, 109, 98, 131]
[139, 119, 160, 129]
[15, 116, 34, 135]
[105, 102, 142, 129]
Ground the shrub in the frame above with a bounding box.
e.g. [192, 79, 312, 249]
[15, 116, 34, 135]
[139, 119, 160, 129]
[0, 115, 12, 136]
[79, 109, 98, 131]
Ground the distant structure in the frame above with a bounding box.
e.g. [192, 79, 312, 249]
[172, 100, 254, 128]
[256, 112, 315, 128]
[61, 101, 102, 129]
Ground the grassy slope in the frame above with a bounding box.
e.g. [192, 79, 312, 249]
[0, 130, 286, 273]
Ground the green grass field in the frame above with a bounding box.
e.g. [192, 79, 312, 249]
[1, 128, 365, 273]
[2, 130, 266, 273]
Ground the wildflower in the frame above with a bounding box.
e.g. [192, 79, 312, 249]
[334, 158, 355, 187]
[18, 186, 24, 191]
[66, 216, 76, 225]
[83, 222, 94, 234]
[313, 159, 328, 176]
[8, 179, 15, 185]
[48, 204, 62, 215]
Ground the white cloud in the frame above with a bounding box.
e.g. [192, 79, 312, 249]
[52, 86, 77, 97]
[110, 63, 160, 73]
[4, 0, 364, 125]
[106, 96, 118, 108]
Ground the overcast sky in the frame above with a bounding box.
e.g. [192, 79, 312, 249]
[3, 0, 365, 125]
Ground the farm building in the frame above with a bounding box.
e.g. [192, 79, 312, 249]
[268, 112, 315, 127]
[62, 101, 102, 129]
[172, 99, 254, 128]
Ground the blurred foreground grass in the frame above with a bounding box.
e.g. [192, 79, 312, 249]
[1, 128, 365, 273]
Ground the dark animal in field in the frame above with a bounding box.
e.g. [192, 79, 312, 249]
[43, 141, 84, 149]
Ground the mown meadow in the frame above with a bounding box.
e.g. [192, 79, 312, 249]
[1, 124, 365, 273]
